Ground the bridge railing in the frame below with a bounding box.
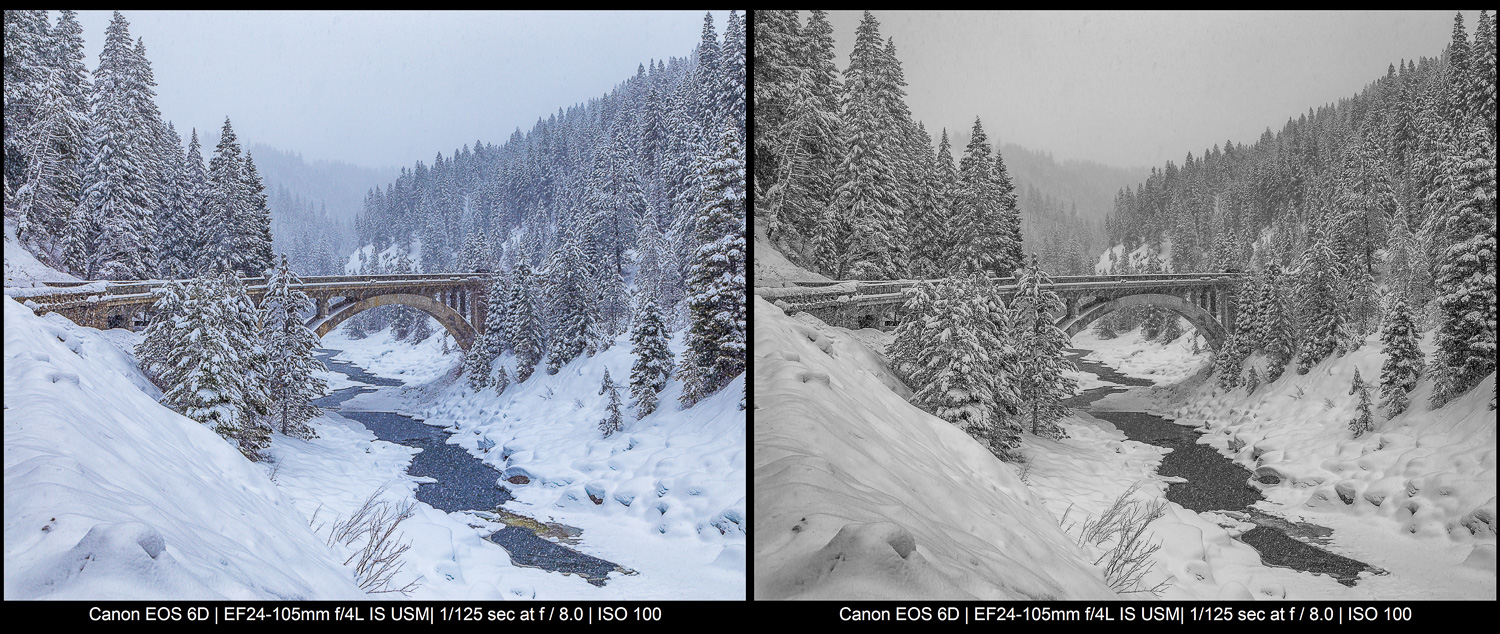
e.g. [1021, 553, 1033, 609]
[765, 273, 1246, 311]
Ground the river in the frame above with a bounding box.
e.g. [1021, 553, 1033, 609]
[310, 349, 630, 586]
[1063, 348, 1383, 587]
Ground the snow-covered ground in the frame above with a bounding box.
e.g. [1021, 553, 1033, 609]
[305, 319, 744, 599]
[1147, 331, 1496, 599]
[754, 296, 1115, 599]
[4, 294, 744, 599]
[757, 299, 1493, 600]
[1071, 321, 1209, 385]
[752, 224, 830, 288]
[4, 218, 81, 287]
[344, 238, 423, 275]
[3, 296, 363, 599]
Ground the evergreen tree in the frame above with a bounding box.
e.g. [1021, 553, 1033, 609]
[1349, 368, 1374, 437]
[260, 254, 326, 438]
[679, 125, 746, 407]
[831, 11, 906, 279]
[492, 364, 510, 396]
[13, 65, 88, 271]
[1296, 227, 1348, 373]
[1011, 255, 1076, 440]
[463, 336, 492, 391]
[547, 229, 593, 373]
[507, 262, 544, 382]
[1379, 294, 1422, 418]
[629, 295, 673, 419]
[239, 154, 275, 276]
[203, 117, 245, 274]
[599, 368, 624, 437]
[484, 273, 510, 355]
[83, 12, 158, 280]
[1430, 125, 1497, 406]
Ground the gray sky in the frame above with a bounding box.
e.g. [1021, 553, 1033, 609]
[826, 11, 1481, 170]
[73, 10, 728, 170]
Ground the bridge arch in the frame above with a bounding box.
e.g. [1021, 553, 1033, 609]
[311, 293, 477, 351]
[1059, 293, 1227, 350]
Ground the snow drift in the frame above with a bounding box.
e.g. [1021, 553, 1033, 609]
[753, 296, 1116, 600]
[3, 296, 364, 599]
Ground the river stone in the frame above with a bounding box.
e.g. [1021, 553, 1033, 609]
[1252, 466, 1282, 485]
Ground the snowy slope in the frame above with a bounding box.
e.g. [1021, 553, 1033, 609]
[754, 296, 1116, 600]
[3, 297, 364, 599]
[753, 223, 830, 288]
[345, 237, 423, 275]
[3, 218, 81, 287]
[1149, 332, 1497, 599]
[315, 321, 745, 599]
[1094, 238, 1174, 274]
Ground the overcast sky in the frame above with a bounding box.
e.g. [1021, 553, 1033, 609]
[71, 10, 727, 170]
[825, 11, 1481, 170]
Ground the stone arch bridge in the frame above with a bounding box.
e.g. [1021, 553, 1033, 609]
[757, 273, 1246, 350]
[13, 274, 492, 351]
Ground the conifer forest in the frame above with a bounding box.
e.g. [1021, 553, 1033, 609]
[754, 10, 1495, 603]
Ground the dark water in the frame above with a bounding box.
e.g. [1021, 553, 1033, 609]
[1064, 349, 1381, 587]
[312, 348, 624, 585]
[485, 528, 620, 587]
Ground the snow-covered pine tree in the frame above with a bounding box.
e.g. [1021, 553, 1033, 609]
[1379, 294, 1422, 418]
[951, 117, 999, 276]
[629, 295, 673, 419]
[679, 124, 746, 407]
[3, 10, 51, 187]
[178, 128, 210, 275]
[203, 117, 245, 275]
[831, 11, 905, 280]
[239, 154, 275, 276]
[599, 368, 625, 437]
[492, 364, 510, 396]
[83, 12, 158, 280]
[507, 262, 544, 383]
[992, 149, 1024, 277]
[1011, 255, 1075, 440]
[547, 229, 593, 374]
[260, 254, 326, 438]
[719, 10, 746, 142]
[1296, 226, 1348, 374]
[1430, 125, 1497, 407]
[463, 335, 491, 391]
[135, 278, 186, 382]
[13, 66, 88, 271]
[151, 277, 263, 459]
[1254, 263, 1295, 381]
[1349, 368, 1374, 437]
[1215, 332, 1244, 390]
[221, 274, 274, 456]
[484, 273, 510, 356]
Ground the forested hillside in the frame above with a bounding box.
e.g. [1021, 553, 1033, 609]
[350, 11, 747, 409]
[5, 11, 279, 281]
[1100, 12, 1496, 408]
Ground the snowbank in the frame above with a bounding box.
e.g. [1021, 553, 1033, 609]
[753, 224, 829, 287]
[3, 296, 364, 599]
[1072, 324, 1210, 385]
[321, 318, 458, 384]
[342, 327, 746, 599]
[1153, 331, 1497, 599]
[3, 218, 81, 287]
[754, 297, 1116, 600]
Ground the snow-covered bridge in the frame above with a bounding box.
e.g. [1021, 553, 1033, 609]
[756, 273, 1247, 350]
[9, 274, 492, 351]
